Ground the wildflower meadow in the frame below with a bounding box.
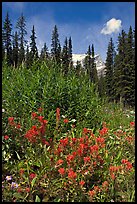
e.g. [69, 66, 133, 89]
[2, 61, 135, 202]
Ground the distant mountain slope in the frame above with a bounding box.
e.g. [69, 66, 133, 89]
[72, 54, 106, 77]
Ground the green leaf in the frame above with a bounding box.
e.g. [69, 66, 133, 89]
[31, 176, 37, 188]
[35, 195, 41, 202]
[15, 151, 21, 160]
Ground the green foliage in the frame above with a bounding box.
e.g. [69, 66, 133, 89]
[16, 13, 27, 65]
[2, 105, 135, 202]
[2, 60, 102, 133]
[51, 25, 61, 64]
[2, 12, 13, 65]
[30, 25, 38, 62]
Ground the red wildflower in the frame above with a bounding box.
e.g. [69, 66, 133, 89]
[99, 127, 108, 136]
[60, 137, 68, 147]
[79, 143, 85, 149]
[84, 156, 91, 163]
[41, 139, 49, 146]
[93, 161, 97, 167]
[25, 187, 30, 192]
[89, 190, 96, 197]
[90, 145, 99, 154]
[79, 180, 85, 187]
[8, 117, 15, 126]
[64, 119, 69, 123]
[126, 162, 133, 170]
[72, 151, 77, 157]
[96, 137, 105, 144]
[31, 112, 37, 120]
[19, 168, 24, 175]
[39, 125, 45, 136]
[58, 168, 65, 175]
[109, 166, 122, 172]
[72, 138, 77, 143]
[29, 173, 36, 180]
[68, 169, 77, 179]
[16, 124, 21, 129]
[121, 159, 132, 170]
[102, 181, 109, 191]
[83, 127, 88, 135]
[38, 116, 44, 123]
[8, 117, 14, 123]
[56, 159, 64, 166]
[130, 121, 135, 127]
[121, 159, 128, 164]
[38, 107, 43, 113]
[17, 188, 22, 193]
[77, 148, 83, 156]
[94, 185, 100, 192]
[66, 154, 75, 163]
[110, 173, 115, 180]
[24, 126, 39, 143]
[43, 119, 48, 125]
[54, 147, 62, 155]
[79, 137, 84, 143]
[4, 135, 9, 140]
[102, 181, 109, 188]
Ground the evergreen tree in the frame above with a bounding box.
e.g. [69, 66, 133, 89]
[16, 13, 27, 65]
[2, 29, 5, 61]
[84, 45, 92, 76]
[51, 25, 61, 63]
[113, 30, 126, 104]
[2, 12, 13, 65]
[124, 26, 135, 106]
[40, 42, 49, 60]
[30, 25, 38, 62]
[25, 45, 31, 68]
[105, 38, 115, 101]
[75, 60, 82, 76]
[91, 44, 98, 84]
[12, 31, 19, 68]
[68, 36, 73, 67]
[61, 37, 69, 75]
[113, 29, 132, 106]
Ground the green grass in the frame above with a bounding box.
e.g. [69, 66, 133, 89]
[2, 60, 135, 202]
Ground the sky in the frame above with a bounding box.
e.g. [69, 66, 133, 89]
[2, 2, 135, 61]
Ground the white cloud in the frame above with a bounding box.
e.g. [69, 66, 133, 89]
[101, 18, 122, 35]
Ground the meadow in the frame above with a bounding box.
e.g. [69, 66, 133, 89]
[2, 60, 135, 202]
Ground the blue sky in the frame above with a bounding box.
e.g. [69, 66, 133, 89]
[2, 2, 135, 61]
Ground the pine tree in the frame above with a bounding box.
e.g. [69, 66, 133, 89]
[16, 13, 27, 65]
[61, 37, 69, 75]
[68, 36, 73, 67]
[105, 38, 115, 101]
[124, 26, 135, 106]
[25, 45, 31, 68]
[12, 31, 19, 68]
[2, 29, 5, 61]
[114, 28, 135, 106]
[51, 25, 61, 63]
[2, 12, 13, 65]
[75, 60, 82, 76]
[30, 25, 38, 62]
[84, 45, 92, 76]
[40, 42, 49, 60]
[91, 44, 98, 84]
